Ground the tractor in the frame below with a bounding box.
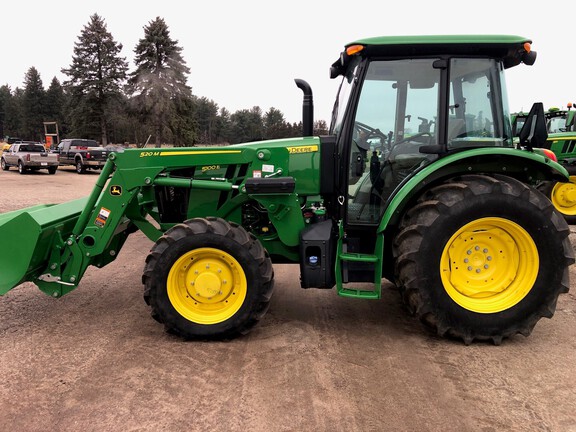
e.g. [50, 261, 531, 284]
[0, 35, 573, 345]
[512, 103, 576, 222]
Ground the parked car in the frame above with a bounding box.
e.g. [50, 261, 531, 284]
[1, 142, 59, 174]
[55, 139, 108, 174]
[2, 137, 23, 151]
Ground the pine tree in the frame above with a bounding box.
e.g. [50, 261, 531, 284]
[195, 96, 220, 144]
[44, 77, 66, 146]
[45, 78, 65, 124]
[22, 67, 46, 141]
[216, 107, 232, 144]
[264, 107, 290, 139]
[228, 107, 264, 144]
[0, 85, 11, 139]
[128, 17, 194, 146]
[61, 14, 128, 144]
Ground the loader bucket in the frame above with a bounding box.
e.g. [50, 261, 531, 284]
[0, 197, 89, 294]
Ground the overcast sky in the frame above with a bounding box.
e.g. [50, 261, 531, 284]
[2, 1, 573, 124]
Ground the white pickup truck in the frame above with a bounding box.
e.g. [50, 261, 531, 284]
[0, 142, 59, 174]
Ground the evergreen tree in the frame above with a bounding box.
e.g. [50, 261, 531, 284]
[170, 94, 196, 146]
[195, 96, 220, 144]
[215, 107, 232, 144]
[45, 77, 65, 125]
[314, 119, 329, 136]
[44, 77, 66, 146]
[128, 17, 194, 146]
[61, 13, 128, 144]
[263, 107, 290, 139]
[228, 107, 264, 144]
[0, 85, 10, 139]
[21, 67, 46, 141]
[2, 87, 25, 139]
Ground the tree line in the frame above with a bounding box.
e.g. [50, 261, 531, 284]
[0, 14, 328, 147]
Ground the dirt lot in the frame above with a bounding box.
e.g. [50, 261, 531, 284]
[0, 165, 575, 432]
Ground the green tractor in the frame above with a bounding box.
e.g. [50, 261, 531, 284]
[512, 103, 576, 222]
[0, 35, 573, 345]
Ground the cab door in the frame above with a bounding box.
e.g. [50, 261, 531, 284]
[335, 58, 442, 292]
[345, 59, 441, 227]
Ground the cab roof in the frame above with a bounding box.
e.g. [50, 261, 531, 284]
[331, 34, 534, 77]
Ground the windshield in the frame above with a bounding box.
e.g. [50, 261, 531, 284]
[330, 56, 361, 136]
[548, 115, 567, 133]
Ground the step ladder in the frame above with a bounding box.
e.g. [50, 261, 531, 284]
[334, 222, 384, 299]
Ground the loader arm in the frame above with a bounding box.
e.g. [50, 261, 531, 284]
[0, 140, 319, 298]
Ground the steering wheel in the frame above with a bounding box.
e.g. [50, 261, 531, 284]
[354, 121, 389, 151]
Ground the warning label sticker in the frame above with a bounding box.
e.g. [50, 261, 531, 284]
[95, 207, 111, 228]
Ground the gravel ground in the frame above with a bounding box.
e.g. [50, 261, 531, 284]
[0, 165, 575, 432]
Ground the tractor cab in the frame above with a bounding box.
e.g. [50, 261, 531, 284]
[546, 105, 576, 133]
[325, 35, 546, 296]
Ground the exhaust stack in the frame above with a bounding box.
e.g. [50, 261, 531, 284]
[295, 79, 314, 137]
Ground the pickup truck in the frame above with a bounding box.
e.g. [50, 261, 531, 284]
[55, 138, 108, 174]
[1, 142, 59, 174]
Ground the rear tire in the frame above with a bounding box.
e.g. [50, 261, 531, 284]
[143, 217, 274, 340]
[48, 166, 57, 175]
[75, 160, 86, 174]
[393, 174, 574, 344]
[18, 161, 26, 174]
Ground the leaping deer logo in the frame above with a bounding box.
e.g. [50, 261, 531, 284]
[110, 185, 122, 196]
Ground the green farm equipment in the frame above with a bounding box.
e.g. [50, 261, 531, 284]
[512, 103, 576, 222]
[1, 35, 573, 344]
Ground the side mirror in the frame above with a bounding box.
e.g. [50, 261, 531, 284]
[518, 102, 548, 150]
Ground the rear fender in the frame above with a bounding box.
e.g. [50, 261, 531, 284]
[377, 148, 568, 233]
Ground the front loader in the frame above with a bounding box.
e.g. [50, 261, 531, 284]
[1, 35, 574, 344]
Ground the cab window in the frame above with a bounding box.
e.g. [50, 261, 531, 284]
[347, 59, 440, 224]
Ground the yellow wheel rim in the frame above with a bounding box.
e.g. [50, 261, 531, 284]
[167, 248, 247, 325]
[440, 217, 538, 313]
[550, 176, 576, 216]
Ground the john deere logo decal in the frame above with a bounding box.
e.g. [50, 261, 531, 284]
[110, 185, 122, 196]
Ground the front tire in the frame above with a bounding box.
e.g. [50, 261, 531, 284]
[0, 158, 8, 171]
[393, 174, 574, 344]
[143, 217, 274, 340]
